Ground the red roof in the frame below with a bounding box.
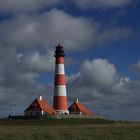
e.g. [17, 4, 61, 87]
[25, 98, 56, 115]
[68, 101, 93, 116]
[38, 99, 56, 115]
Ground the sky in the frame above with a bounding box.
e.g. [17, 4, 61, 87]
[0, 0, 140, 121]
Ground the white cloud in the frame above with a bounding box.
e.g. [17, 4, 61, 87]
[41, 9, 96, 50]
[0, 46, 55, 116]
[73, 0, 132, 9]
[0, 9, 95, 50]
[0, 9, 133, 51]
[18, 50, 55, 73]
[132, 60, 140, 74]
[68, 59, 119, 87]
[0, 0, 134, 13]
[67, 58, 140, 120]
[81, 59, 119, 86]
[0, 0, 61, 13]
[96, 27, 133, 43]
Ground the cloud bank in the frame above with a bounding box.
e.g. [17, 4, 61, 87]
[0, 9, 132, 51]
[0, 0, 133, 13]
[0, 0, 61, 13]
[67, 59, 140, 120]
[73, 0, 132, 9]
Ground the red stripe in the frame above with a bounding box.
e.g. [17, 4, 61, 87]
[56, 57, 64, 64]
[53, 96, 68, 110]
[55, 74, 66, 85]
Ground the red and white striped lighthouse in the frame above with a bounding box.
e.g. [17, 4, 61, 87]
[53, 44, 69, 114]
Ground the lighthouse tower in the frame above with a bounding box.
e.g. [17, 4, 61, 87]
[53, 44, 69, 114]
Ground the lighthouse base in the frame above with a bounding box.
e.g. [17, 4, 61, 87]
[56, 110, 69, 114]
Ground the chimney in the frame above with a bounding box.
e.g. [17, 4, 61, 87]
[38, 95, 43, 101]
[76, 99, 79, 103]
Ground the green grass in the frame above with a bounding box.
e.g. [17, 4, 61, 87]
[0, 119, 140, 140]
[0, 118, 114, 126]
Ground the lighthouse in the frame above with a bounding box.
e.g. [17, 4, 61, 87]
[53, 44, 69, 114]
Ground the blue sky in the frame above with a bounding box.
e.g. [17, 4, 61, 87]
[0, 0, 140, 121]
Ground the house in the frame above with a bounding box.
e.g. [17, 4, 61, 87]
[24, 96, 57, 116]
[68, 99, 93, 116]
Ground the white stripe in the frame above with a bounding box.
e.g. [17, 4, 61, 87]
[55, 64, 65, 74]
[54, 85, 67, 96]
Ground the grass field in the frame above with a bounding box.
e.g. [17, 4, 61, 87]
[0, 119, 140, 140]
